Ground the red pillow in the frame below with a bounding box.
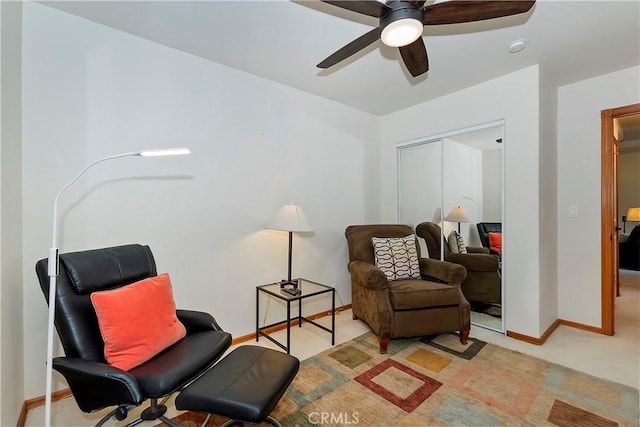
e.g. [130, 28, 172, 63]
[488, 232, 502, 254]
[90, 273, 186, 371]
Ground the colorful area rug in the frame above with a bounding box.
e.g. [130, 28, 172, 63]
[169, 332, 639, 426]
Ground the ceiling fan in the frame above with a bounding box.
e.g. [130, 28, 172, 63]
[317, 0, 536, 77]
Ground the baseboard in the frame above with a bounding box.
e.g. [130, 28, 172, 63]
[18, 304, 353, 425]
[507, 318, 602, 345]
[558, 318, 603, 334]
[17, 389, 73, 427]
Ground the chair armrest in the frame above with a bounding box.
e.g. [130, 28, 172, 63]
[177, 309, 224, 333]
[348, 261, 390, 290]
[418, 258, 466, 284]
[53, 357, 143, 412]
[467, 246, 490, 254]
[444, 253, 499, 272]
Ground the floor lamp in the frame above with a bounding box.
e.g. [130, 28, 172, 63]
[44, 147, 190, 427]
[266, 203, 313, 295]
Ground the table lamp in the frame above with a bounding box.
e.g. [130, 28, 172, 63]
[266, 203, 313, 294]
[44, 147, 190, 427]
[627, 207, 640, 231]
[445, 206, 473, 233]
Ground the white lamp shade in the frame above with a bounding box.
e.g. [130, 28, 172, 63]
[627, 207, 640, 222]
[267, 203, 313, 232]
[445, 206, 473, 223]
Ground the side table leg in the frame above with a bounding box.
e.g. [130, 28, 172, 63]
[256, 287, 259, 342]
[332, 288, 335, 345]
[286, 301, 291, 354]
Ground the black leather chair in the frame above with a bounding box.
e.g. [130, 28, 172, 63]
[620, 226, 640, 271]
[476, 222, 502, 258]
[35, 244, 233, 426]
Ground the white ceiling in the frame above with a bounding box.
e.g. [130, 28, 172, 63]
[448, 126, 503, 151]
[40, 0, 640, 116]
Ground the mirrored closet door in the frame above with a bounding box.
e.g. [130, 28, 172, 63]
[398, 122, 504, 332]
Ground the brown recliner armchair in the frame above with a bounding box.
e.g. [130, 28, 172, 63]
[416, 222, 501, 305]
[345, 224, 471, 354]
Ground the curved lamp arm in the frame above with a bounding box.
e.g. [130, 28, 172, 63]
[44, 147, 190, 427]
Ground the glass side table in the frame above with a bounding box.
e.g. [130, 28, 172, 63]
[256, 278, 335, 354]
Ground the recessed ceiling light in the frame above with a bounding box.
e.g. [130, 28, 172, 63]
[508, 39, 527, 53]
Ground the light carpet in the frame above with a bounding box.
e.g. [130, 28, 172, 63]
[169, 331, 639, 426]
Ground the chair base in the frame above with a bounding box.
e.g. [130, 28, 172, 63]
[95, 398, 180, 427]
[140, 401, 167, 420]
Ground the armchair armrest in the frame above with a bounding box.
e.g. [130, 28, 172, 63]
[444, 253, 499, 272]
[348, 261, 390, 290]
[467, 246, 490, 254]
[419, 258, 467, 284]
[177, 309, 224, 333]
[53, 357, 143, 412]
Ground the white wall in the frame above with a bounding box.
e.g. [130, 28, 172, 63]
[482, 149, 502, 223]
[21, 2, 379, 400]
[397, 138, 483, 253]
[398, 140, 442, 229]
[557, 66, 640, 325]
[1, 1, 25, 424]
[538, 65, 558, 334]
[443, 138, 483, 245]
[381, 66, 541, 337]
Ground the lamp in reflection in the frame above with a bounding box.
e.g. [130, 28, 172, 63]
[445, 206, 473, 233]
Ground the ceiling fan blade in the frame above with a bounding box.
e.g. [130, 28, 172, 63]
[423, 0, 535, 25]
[317, 27, 382, 69]
[321, 1, 391, 18]
[399, 37, 429, 77]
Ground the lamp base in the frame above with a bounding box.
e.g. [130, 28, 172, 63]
[280, 280, 301, 296]
[280, 279, 299, 288]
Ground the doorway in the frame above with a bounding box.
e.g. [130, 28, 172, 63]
[601, 103, 640, 335]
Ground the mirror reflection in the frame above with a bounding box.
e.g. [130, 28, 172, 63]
[398, 123, 504, 331]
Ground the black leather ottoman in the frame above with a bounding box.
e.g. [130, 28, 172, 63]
[175, 345, 300, 427]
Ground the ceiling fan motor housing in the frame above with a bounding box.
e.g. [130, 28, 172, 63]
[380, 2, 424, 47]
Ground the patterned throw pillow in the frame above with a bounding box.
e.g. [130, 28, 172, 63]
[448, 230, 467, 254]
[371, 235, 421, 281]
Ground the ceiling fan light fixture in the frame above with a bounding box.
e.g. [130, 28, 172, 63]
[380, 5, 424, 47]
[381, 18, 423, 47]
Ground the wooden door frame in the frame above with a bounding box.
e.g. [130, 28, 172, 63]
[601, 103, 640, 335]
